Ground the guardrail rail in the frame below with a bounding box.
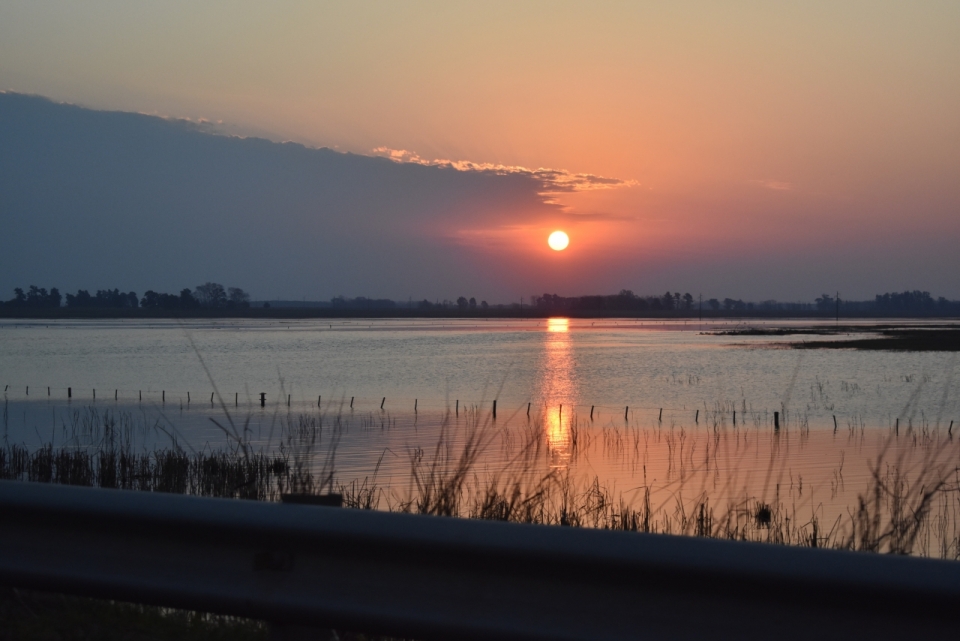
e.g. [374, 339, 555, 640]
[1, 480, 958, 640]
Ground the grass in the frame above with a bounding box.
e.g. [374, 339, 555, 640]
[2, 405, 958, 554]
[0, 588, 268, 641]
[1, 403, 959, 638]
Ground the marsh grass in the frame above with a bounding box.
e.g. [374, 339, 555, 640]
[2, 404, 958, 559]
[2, 403, 959, 640]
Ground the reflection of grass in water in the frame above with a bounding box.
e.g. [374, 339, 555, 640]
[2, 405, 958, 559]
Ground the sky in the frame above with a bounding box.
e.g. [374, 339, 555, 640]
[2, 1, 959, 302]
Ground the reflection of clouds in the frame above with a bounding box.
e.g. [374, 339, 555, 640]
[537, 317, 576, 469]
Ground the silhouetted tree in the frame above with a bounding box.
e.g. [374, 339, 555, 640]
[815, 293, 834, 312]
[875, 291, 935, 311]
[87, 289, 137, 308]
[457, 296, 469, 310]
[4, 286, 62, 308]
[227, 287, 250, 309]
[194, 282, 227, 308]
[469, 297, 477, 309]
[180, 288, 200, 309]
[708, 298, 720, 310]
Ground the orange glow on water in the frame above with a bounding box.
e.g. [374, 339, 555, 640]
[538, 318, 576, 468]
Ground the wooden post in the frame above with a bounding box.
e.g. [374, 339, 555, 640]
[350, 397, 354, 409]
[492, 400, 497, 419]
[526, 402, 530, 418]
[733, 410, 736, 426]
[415, 399, 418, 413]
[139, 390, 141, 401]
[26, 386, 28, 395]
[456, 400, 459, 417]
[774, 411, 780, 430]
[624, 406, 629, 421]
[287, 394, 291, 407]
[381, 397, 385, 410]
[695, 409, 699, 424]
[93, 389, 95, 400]
[590, 406, 594, 420]
[318, 395, 321, 407]
[949, 421, 954, 437]
[259, 393, 266, 408]
[658, 408, 662, 422]
[235, 392, 238, 407]
[895, 418, 899, 435]
[833, 415, 838, 431]
[559, 404, 562, 420]
[68, 387, 72, 399]
[188, 392, 190, 404]
[211, 392, 215, 405]
[162, 390, 165, 403]
[115, 389, 118, 401]
[48, 387, 50, 396]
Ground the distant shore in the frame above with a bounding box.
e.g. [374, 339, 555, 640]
[709, 325, 960, 351]
[2, 308, 960, 321]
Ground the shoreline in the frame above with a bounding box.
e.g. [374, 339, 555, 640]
[2, 308, 960, 321]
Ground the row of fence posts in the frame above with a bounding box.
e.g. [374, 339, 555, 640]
[22, 385, 954, 435]
[0, 385, 785, 428]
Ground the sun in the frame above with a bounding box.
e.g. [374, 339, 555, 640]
[548, 230, 569, 251]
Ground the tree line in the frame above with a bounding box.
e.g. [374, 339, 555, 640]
[3, 285, 957, 313]
[1, 283, 250, 310]
[532, 290, 959, 313]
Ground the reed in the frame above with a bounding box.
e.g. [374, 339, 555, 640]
[2, 405, 958, 559]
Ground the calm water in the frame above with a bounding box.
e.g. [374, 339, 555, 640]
[2, 318, 958, 537]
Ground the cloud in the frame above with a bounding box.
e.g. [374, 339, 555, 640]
[0, 93, 565, 301]
[371, 147, 637, 193]
[560, 210, 635, 222]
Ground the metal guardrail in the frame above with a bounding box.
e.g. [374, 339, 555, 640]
[1, 480, 958, 640]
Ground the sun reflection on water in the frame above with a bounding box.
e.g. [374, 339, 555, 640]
[538, 318, 578, 468]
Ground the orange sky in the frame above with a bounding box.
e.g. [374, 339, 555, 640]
[2, 2, 959, 299]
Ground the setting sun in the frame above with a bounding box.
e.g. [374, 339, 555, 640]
[548, 231, 569, 251]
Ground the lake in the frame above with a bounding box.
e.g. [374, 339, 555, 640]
[2, 317, 958, 553]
